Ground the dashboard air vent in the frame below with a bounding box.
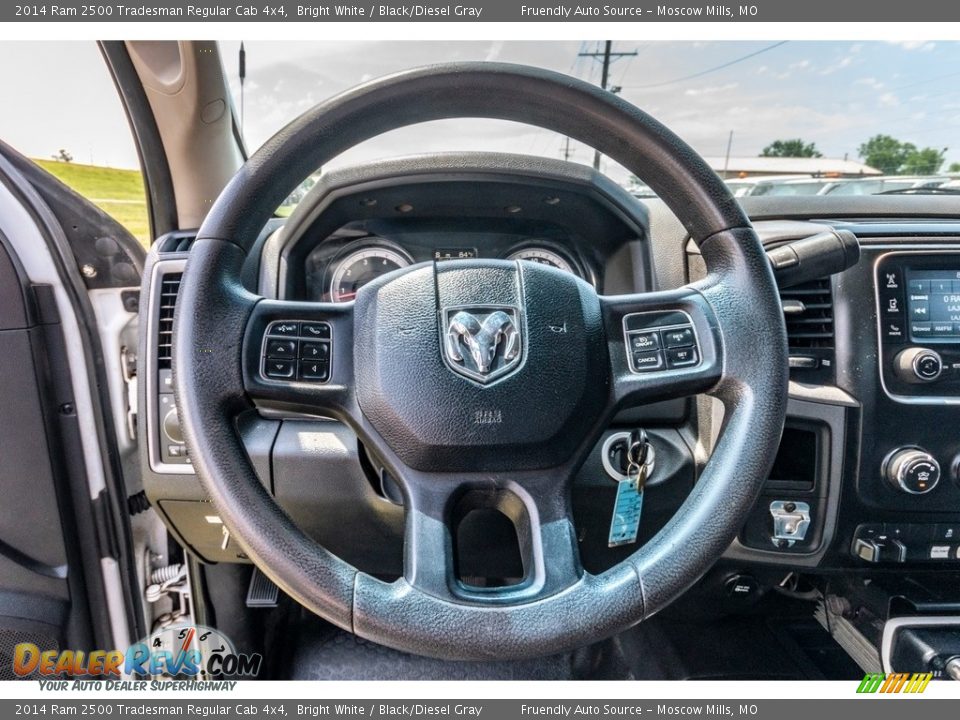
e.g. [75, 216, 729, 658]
[157, 272, 182, 369]
[779, 277, 834, 350]
[156, 232, 196, 254]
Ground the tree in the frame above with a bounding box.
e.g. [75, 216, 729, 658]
[902, 147, 948, 175]
[51, 149, 73, 163]
[760, 139, 823, 158]
[858, 134, 946, 175]
[949, 162, 960, 173]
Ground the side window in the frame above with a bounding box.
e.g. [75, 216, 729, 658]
[0, 42, 150, 246]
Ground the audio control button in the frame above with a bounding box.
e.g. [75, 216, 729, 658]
[915, 351, 943, 380]
[894, 347, 943, 383]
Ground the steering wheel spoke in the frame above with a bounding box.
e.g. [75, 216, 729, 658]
[601, 285, 724, 409]
[242, 299, 356, 418]
[398, 469, 583, 605]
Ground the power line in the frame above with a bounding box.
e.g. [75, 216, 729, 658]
[622, 41, 789, 90]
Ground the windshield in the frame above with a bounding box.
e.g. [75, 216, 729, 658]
[223, 40, 960, 211]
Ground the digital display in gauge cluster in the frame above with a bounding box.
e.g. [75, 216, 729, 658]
[433, 247, 479, 260]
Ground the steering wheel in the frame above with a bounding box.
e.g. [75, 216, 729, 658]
[173, 63, 787, 660]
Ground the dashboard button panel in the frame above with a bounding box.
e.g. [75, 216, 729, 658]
[623, 311, 701, 375]
[262, 321, 332, 383]
[852, 523, 960, 563]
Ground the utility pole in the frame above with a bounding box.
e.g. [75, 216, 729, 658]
[579, 41, 637, 170]
[722, 130, 734, 179]
[562, 136, 574, 161]
[239, 42, 246, 141]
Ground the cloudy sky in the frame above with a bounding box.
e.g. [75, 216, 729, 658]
[2, 40, 960, 184]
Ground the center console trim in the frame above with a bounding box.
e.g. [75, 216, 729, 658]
[881, 615, 960, 673]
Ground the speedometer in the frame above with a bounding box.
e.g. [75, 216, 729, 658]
[506, 246, 578, 276]
[329, 245, 412, 302]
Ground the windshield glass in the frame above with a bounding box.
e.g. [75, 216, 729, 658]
[221, 40, 960, 210]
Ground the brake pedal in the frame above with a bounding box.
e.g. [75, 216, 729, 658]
[246, 568, 279, 608]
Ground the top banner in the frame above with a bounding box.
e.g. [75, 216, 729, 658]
[6, 0, 960, 22]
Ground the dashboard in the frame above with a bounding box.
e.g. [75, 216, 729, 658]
[258, 154, 652, 303]
[139, 157, 960, 585]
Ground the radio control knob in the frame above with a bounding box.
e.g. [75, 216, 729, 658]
[884, 448, 941, 495]
[894, 347, 943, 383]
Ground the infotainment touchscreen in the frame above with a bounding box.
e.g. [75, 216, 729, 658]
[906, 269, 960, 342]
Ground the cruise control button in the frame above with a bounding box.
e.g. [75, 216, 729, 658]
[663, 326, 695, 348]
[629, 331, 660, 352]
[268, 321, 299, 337]
[300, 341, 330, 360]
[264, 359, 295, 379]
[300, 322, 331, 339]
[631, 350, 664, 372]
[666, 346, 699, 368]
[300, 360, 330, 382]
[266, 339, 297, 359]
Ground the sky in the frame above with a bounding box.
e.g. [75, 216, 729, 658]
[2, 40, 960, 185]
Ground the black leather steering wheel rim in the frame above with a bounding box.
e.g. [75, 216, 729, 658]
[173, 62, 788, 660]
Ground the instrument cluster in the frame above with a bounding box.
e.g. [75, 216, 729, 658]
[306, 235, 589, 303]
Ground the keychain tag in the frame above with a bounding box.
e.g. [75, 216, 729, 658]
[608, 480, 643, 547]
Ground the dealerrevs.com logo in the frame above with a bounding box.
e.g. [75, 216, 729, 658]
[12, 625, 262, 683]
[856, 672, 933, 694]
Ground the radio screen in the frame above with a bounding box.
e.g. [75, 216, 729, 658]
[906, 270, 960, 341]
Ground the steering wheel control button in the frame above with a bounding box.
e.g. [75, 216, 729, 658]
[666, 347, 698, 368]
[663, 326, 695, 348]
[299, 360, 330, 382]
[300, 341, 330, 360]
[884, 448, 941, 495]
[264, 359, 296, 379]
[267, 321, 299, 337]
[266, 339, 298, 359]
[629, 332, 660, 352]
[631, 350, 664, 372]
[623, 311, 701, 375]
[300, 322, 331, 339]
[261, 320, 333, 383]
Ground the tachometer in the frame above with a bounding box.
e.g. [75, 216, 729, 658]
[329, 245, 412, 302]
[506, 246, 579, 276]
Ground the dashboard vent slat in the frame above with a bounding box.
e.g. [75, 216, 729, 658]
[779, 277, 834, 351]
[157, 272, 182, 370]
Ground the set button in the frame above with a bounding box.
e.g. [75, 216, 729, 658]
[666, 346, 699, 368]
[262, 321, 332, 383]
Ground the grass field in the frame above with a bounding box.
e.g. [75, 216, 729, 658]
[34, 159, 150, 246]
